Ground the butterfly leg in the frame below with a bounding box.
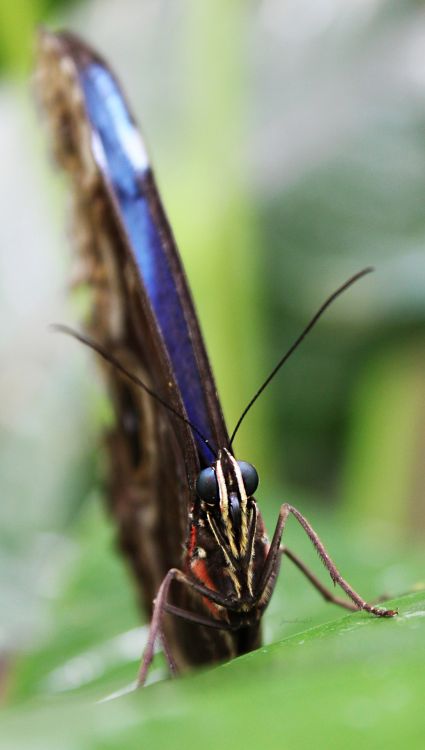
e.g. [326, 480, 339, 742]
[281, 546, 358, 611]
[256, 504, 397, 617]
[163, 602, 236, 629]
[137, 568, 237, 687]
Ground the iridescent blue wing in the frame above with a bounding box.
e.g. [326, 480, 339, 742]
[80, 60, 230, 466]
[36, 30, 235, 669]
[41, 30, 228, 466]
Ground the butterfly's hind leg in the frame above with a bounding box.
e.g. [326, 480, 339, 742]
[281, 546, 359, 611]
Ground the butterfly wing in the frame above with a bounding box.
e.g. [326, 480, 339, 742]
[36, 29, 235, 669]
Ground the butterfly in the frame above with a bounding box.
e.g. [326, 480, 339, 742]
[35, 29, 396, 686]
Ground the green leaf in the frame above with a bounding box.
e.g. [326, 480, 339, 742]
[2, 591, 424, 749]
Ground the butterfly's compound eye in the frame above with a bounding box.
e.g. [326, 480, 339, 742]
[238, 461, 259, 497]
[196, 467, 218, 502]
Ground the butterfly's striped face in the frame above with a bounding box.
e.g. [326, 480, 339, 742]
[192, 449, 261, 602]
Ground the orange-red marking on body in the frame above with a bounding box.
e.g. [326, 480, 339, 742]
[191, 558, 221, 616]
[186, 524, 223, 617]
[187, 523, 197, 558]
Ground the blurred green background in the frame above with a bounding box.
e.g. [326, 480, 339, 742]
[1, 0, 425, 747]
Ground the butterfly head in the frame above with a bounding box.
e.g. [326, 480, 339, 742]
[195, 448, 259, 560]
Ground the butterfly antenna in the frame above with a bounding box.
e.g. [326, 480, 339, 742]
[229, 267, 374, 447]
[52, 324, 218, 459]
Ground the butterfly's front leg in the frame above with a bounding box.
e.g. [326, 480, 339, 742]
[255, 504, 397, 617]
[137, 569, 237, 687]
